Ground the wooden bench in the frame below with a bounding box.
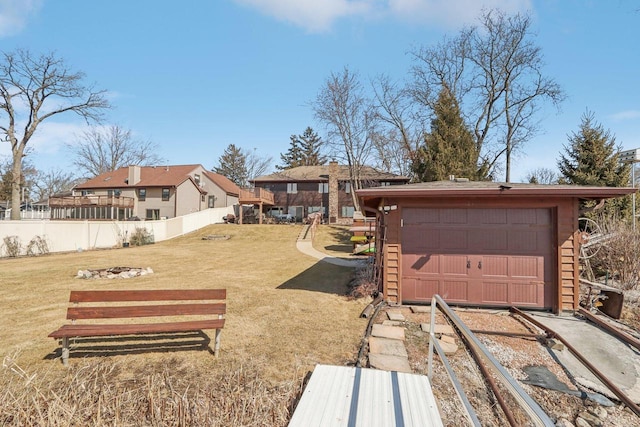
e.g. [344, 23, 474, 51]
[49, 289, 226, 366]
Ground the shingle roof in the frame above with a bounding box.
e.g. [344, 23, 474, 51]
[203, 170, 240, 196]
[76, 165, 202, 189]
[357, 179, 636, 199]
[252, 165, 409, 182]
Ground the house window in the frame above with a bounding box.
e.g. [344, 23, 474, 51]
[287, 183, 297, 194]
[309, 206, 325, 216]
[81, 190, 94, 196]
[341, 206, 355, 218]
[146, 209, 160, 220]
[139, 188, 146, 201]
[380, 181, 391, 186]
[114, 189, 121, 197]
[162, 188, 170, 201]
[208, 196, 215, 208]
[194, 173, 200, 184]
[201, 195, 205, 202]
[345, 182, 351, 193]
[318, 183, 328, 193]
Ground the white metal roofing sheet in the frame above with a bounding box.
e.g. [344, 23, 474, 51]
[288, 364, 443, 427]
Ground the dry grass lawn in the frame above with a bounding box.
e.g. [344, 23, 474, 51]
[0, 224, 369, 426]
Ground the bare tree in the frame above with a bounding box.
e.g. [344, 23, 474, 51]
[313, 67, 377, 211]
[525, 167, 559, 184]
[33, 168, 80, 201]
[0, 49, 109, 219]
[411, 10, 564, 182]
[371, 74, 426, 179]
[69, 125, 164, 178]
[244, 148, 272, 186]
[214, 144, 272, 188]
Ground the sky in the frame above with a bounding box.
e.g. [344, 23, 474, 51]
[0, 0, 639, 183]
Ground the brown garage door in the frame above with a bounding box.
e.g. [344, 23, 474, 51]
[401, 208, 554, 308]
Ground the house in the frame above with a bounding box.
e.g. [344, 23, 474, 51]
[49, 164, 241, 220]
[251, 161, 409, 223]
[357, 179, 636, 314]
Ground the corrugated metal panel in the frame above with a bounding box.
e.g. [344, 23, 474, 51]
[288, 364, 443, 427]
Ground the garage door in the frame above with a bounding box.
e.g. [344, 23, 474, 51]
[401, 208, 554, 308]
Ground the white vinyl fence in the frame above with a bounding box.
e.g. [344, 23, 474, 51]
[0, 206, 234, 257]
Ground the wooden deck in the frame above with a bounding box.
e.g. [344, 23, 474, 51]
[288, 364, 443, 427]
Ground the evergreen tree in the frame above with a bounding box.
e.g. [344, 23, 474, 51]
[412, 86, 482, 182]
[277, 127, 326, 170]
[214, 144, 248, 187]
[558, 111, 631, 219]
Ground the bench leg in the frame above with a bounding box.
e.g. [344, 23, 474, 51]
[214, 329, 222, 357]
[61, 337, 69, 366]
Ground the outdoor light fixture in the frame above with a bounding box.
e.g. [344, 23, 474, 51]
[379, 204, 398, 214]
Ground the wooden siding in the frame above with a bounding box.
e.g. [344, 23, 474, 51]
[557, 199, 580, 311]
[384, 244, 400, 303]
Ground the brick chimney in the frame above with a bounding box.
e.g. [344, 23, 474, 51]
[328, 161, 338, 224]
[127, 165, 141, 185]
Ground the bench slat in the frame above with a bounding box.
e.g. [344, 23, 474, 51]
[67, 303, 226, 320]
[49, 319, 225, 338]
[69, 289, 226, 303]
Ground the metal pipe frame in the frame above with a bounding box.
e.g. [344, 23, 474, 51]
[428, 296, 481, 426]
[431, 296, 554, 427]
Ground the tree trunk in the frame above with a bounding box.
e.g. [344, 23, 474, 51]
[10, 152, 22, 220]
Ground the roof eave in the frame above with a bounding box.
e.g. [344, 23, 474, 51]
[357, 187, 637, 200]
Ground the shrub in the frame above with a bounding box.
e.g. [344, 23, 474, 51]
[129, 227, 154, 246]
[26, 236, 49, 257]
[2, 236, 21, 258]
[589, 215, 640, 290]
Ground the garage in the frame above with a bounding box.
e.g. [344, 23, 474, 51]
[356, 180, 635, 313]
[401, 207, 553, 308]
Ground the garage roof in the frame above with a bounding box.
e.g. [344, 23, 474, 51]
[357, 180, 636, 200]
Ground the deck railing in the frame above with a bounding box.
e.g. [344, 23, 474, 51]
[48, 195, 135, 209]
[238, 187, 274, 205]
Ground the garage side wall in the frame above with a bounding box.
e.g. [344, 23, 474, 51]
[557, 198, 580, 311]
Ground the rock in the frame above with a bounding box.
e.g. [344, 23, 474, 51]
[546, 338, 565, 351]
[576, 410, 603, 427]
[574, 416, 590, 427]
[555, 418, 574, 427]
[586, 407, 607, 420]
[410, 305, 431, 313]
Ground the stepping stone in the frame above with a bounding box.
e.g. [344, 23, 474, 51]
[421, 323, 455, 335]
[410, 305, 431, 313]
[430, 337, 458, 354]
[371, 324, 405, 341]
[440, 335, 456, 345]
[387, 310, 406, 322]
[369, 336, 408, 358]
[382, 320, 403, 327]
[369, 353, 412, 373]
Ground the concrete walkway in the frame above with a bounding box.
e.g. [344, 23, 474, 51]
[296, 225, 366, 268]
